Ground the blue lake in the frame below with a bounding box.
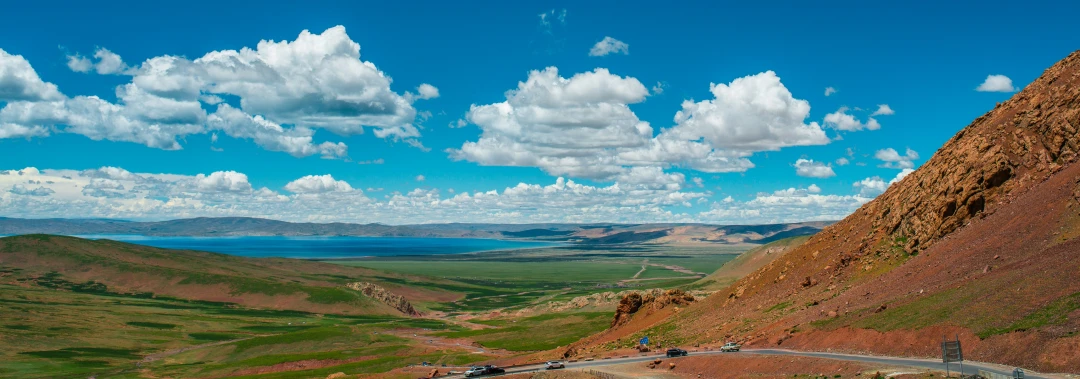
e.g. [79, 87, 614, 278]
[76, 235, 559, 259]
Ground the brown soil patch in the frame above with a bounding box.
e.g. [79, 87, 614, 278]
[221, 356, 375, 377]
[626, 355, 897, 379]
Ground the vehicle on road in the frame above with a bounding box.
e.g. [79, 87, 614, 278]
[666, 348, 688, 357]
[482, 365, 505, 375]
[720, 342, 741, 352]
[464, 367, 485, 377]
[545, 361, 565, 369]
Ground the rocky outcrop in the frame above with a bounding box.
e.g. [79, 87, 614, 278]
[504, 289, 711, 318]
[857, 51, 1080, 255]
[643, 50, 1080, 372]
[346, 282, 421, 317]
[612, 289, 695, 328]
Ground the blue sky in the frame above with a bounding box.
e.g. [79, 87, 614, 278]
[0, 1, 1077, 224]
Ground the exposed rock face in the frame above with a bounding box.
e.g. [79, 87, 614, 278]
[646, 50, 1080, 372]
[346, 282, 421, 317]
[858, 51, 1080, 254]
[612, 289, 695, 328]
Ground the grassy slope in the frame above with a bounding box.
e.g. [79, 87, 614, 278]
[0, 282, 480, 379]
[436, 312, 612, 351]
[0, 234, 467, 315]
[690, 236, 809, 291]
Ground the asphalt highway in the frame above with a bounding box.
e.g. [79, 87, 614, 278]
[444, 348, 1048, 378]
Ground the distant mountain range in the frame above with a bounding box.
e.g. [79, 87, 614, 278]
[0, 217, 831, 245]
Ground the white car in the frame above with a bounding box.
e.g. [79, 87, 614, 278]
[720, 342, 741, 352]
[464, 367, 485, 377]
[545, 361, 565, 369]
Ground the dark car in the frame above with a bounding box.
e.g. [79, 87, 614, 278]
[666, 348, 688, 357]
[483, 365, 505, 374]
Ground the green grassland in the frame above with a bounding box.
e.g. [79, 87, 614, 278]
[330, 244, 745, 313]
[0, 281, 477, 378]
[434, 312, 611, 351]
[0, 234, 752, 378]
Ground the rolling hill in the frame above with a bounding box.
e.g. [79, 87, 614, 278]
[692, 236, 810, 291]
[578, 51, 1080, 373]
[0, 234, 456, 315]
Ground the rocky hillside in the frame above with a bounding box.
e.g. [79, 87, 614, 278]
[346, 282, 422, 316]
[604, 51, 1080, 373]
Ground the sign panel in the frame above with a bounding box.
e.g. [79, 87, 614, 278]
[640, 336, 649, 345]
[941, 340, 963, 363]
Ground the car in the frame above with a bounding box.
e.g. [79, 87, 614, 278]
[666, 348, 688, 357]
[483, 365, 505, 374]
[720, 342, 741, 352]
[464, 367, 485, 377]
[545, 361, 565, 369]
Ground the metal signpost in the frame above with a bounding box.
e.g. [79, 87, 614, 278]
[941, 335, 963, 377]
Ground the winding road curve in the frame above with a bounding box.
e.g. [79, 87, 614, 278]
[446, 349, 1055, 379]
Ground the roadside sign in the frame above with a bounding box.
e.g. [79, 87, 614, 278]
[941, 340, 962, 362]
[941, 335, 964, 377]
[640, 336, 649, 345]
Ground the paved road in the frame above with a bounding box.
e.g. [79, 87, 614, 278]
[445, 349, 1049, 378]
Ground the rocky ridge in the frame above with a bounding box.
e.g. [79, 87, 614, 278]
[346, 282, 421, 317]
[569, 50, 1080, 372]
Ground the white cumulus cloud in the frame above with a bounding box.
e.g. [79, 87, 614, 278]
[875, 147, 919, 169]
[4, 26, 431, 156]
[976, 74, 1017, 92]
[668, 71, 830, 151]
[0, 49, 64, 102]
[794, 159, 836, 178]
[285, 174, 354, 194]
[589, 37, 629, 57]
[824, 87, 837, 96]
[824, 106, 880, 131]
[871, 104, 895, 116]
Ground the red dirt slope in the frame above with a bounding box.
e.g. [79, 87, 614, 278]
[623, 51, 1080, 373]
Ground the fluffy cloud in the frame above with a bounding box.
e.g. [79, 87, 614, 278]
[835, 157, 850, 166]
[976, 74, 1017, 92]
[875, 147, 919, 169]
[853, 176, 887, 197]
[0, 49, 63, 102]
[66, 48, 130, 75]
[285, 174, 354, 193]
[0, 166, 894, 224]
[890, 168, 914, 185]
[668, 71, 829, 151]
[854, 168, 916, 197]
[452, 69, 828, 183]
[871, 104, 895, 116]
[194, 171, 252, 193]
[9, 184, 55, 196]
[0, 95, 204, 150]
[824, 87, 837, 96]
[824, 107, 880, 131]
[589, 37, 629, 56]
[0, 123, 48, 139]
[207, 104, 348, 159]
[794, 159, 836, 178]
[66, 54, 92, 73]
[450, 67, 653, 179]
[700, 185, 871, 223]
[414, 83, 440, 100]
[2, 26, 433, 157]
